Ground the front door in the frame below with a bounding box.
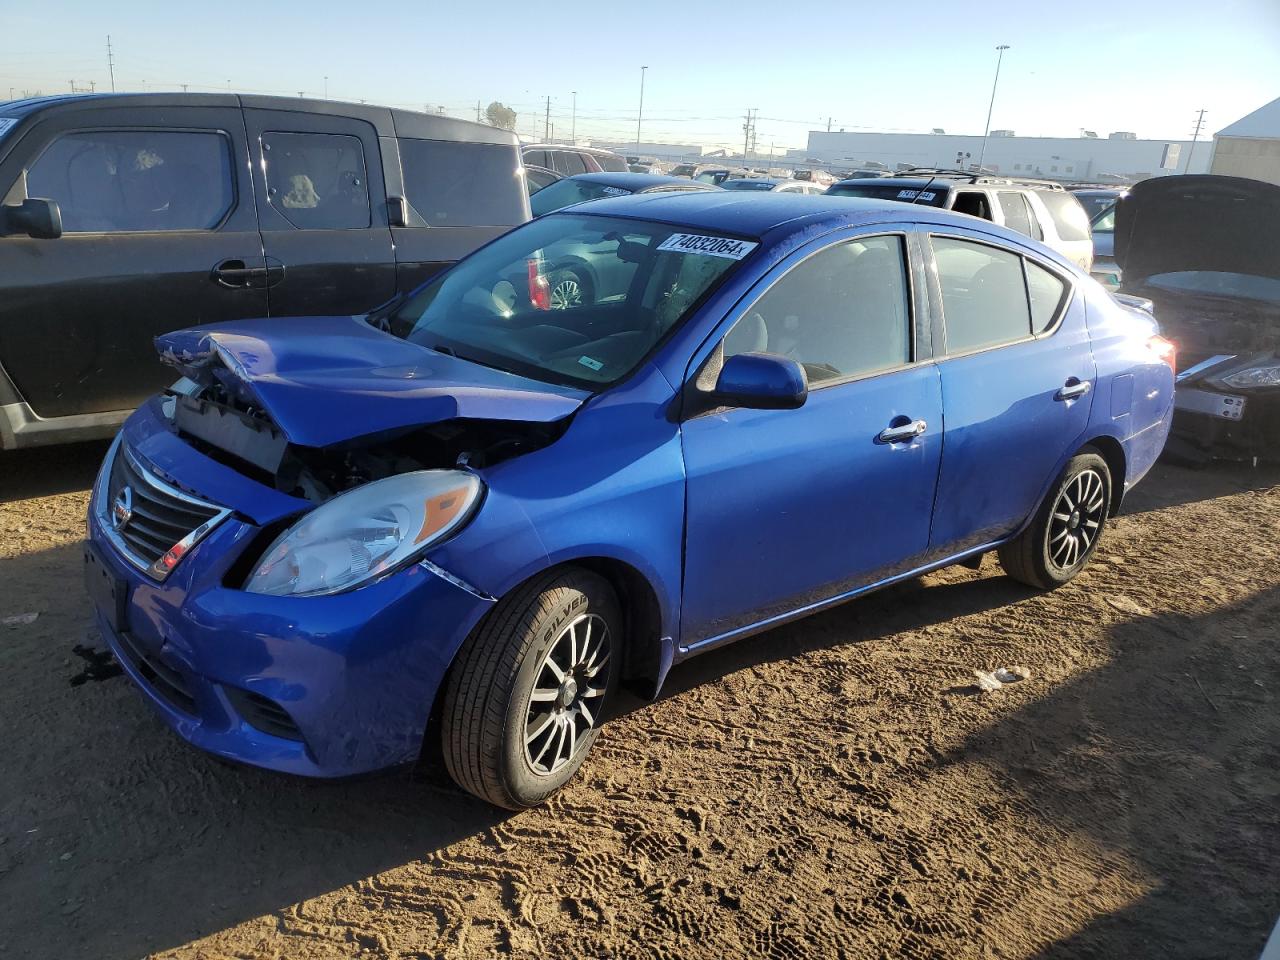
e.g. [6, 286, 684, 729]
[0, 104, 266, 417]
[242, 108, 396, 317]
[680, 231, 943, 648]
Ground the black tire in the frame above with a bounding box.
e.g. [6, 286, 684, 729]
[547, 267, 590, 310]
[998, 449, 1112, 590]
[441, 568, 620, 810]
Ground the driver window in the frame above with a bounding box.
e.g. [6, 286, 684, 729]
[262, 131, 370, 229]
[723, 236, 911, 385]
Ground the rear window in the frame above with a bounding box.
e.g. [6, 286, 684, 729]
[826, 183, 947, 207]
[530, 178, 632, 217]
[722, 180, 775, 191]
[1037, 190, 1091, 242]
[399, 138, 525, 227]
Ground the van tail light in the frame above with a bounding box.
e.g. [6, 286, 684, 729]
[1147, 335, 1177, 373]
[527, 258, 550, 311]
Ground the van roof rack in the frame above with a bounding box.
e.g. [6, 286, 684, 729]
[890, 167, 1065, 191]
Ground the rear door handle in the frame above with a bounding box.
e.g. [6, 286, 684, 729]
[878, 418, 927, 444]
[1056, 378, 1092, 401]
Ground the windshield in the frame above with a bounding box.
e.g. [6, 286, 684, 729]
[826, 183, 948, 207]
[530, 179, 634, 216]
[387, 214, 756, 388]
[1143, 271, 1280, 304]
[721, 179, 776, 191]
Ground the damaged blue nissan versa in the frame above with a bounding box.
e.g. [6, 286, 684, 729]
[85, 192, 1175, 809]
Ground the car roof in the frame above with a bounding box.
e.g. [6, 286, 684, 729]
[0, 92, 518, 145]
[562, 171, 712, 191]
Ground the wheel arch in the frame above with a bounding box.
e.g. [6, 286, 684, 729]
[1080, 434, 1127, 517]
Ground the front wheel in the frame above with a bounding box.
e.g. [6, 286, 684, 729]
[998, 450, 1112, 590]
[441, 569, 619, 809]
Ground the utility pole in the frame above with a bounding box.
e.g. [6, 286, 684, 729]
[106, 35, 116, 92]
[977, 44, 1010, 172]
[476, 100, 481, 123]
[827, 117, 832, 132]
[323, 76, 328, 99]
[743, 108, 756, 164]
[1185, 108, 1208, 172]
[636, 67, 648, 154]
[544, 95, 551, 141]
[571, 91, 577, 144]
[180, 83, 188, 93]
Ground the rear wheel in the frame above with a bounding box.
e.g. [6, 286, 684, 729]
[548, 268, 590, 310]
[441, 569, 619, 809]
[998, 450, 1111, 589]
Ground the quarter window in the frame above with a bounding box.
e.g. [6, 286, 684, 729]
[933, 237, 1032, 353]
[1026, 260, 1066, 333]
[26, 129, 233, 233]
[263, 131, 369, 229]
[1036, 190, 1092, 242]
[400, 138, 524, 226]
[724, 236, 911, 385]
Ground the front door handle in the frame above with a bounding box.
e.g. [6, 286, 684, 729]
[212, 259, 270, 288]
[878, 418, 927, 444]
[1056, 378, 1092, 401]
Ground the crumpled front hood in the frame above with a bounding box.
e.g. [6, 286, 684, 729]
[1115, 175, 1280, 285]
[156, 315, 589, 448]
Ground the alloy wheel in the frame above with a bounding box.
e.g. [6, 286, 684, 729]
[1048, 468, 1106, 571]
[523, 613, 611, 776]
[549, 277, 583, 310]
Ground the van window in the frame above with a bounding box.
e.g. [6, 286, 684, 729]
[554, 151, 588, 176]
[1036, 191, 1092, 242]
[524, 149, 548, 170]
[724, 235, 911, 384]
[263, 131, 369, 229]
[998, 192, 1034, 236]
[594, 153, 629, 173]
[26, 130, 233, 233]
[951, 191, 992, 220]
[399, 138, 524, 227]
[933, 237, 1032, 353]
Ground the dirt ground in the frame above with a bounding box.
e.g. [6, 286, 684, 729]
[1, 442, 1277, 960]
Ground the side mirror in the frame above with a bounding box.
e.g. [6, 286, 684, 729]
[2, 198, 63, 239]
[713, 352, 808, 410]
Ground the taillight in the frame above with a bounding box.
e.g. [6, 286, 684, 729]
[1147, 335, 1177, 373]
[527, 258, 550, 311]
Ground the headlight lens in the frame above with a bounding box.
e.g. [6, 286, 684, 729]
[1221, 365, 1280, 389]
[245, 470, 483, 597]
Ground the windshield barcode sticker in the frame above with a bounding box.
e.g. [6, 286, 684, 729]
[657, 233, 758, 260]
[578, 355, 604, 371]
[600, 186, 630, 197]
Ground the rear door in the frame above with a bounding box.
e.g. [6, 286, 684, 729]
[924, 229, 1095, 558]
[242, 108, 396, 317]
[0, 103, 266, 418]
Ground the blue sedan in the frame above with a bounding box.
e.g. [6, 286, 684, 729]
[84, 193, 1175, 808]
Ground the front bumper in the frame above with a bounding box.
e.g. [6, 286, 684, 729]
[1170, 357, 1280, 462]
[85, 434, 495, 777]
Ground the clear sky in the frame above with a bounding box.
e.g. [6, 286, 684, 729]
[3, 0, 1278, 150]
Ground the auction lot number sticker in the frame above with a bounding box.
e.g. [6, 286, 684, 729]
[657, 233, 759, 260]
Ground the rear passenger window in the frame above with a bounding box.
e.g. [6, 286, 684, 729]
[1036, 191, 1092, 242]
[724, 235, 911, 384]
[1026, 260, 1066, 332]
[933, 237, 1031, 353]
[997, 192, 1033, 236]
[263, 131, 369, 229]
[595, 153, 629, 173]
[524, 150, 548, 170]
[551, 151, 586, 176]
[26, 130, 233, 233]
[399, 139, 524, 227]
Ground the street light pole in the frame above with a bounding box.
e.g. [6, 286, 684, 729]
[571, 90, 577, 144]
[636, 66, 647, 154]
[977, 44, 1010, 173]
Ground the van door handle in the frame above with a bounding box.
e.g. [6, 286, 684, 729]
[1056, 378, 1091, 401]
[878, 418, 927, 443]
[212, 259, 269, 288]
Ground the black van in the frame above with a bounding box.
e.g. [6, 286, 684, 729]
[0, 93, 529, 449]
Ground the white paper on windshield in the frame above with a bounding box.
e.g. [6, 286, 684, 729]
[0, 119, 17, 140]
[656, 233, 758, 260]
[600, 186, 630, 197]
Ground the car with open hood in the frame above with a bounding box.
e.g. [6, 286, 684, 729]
[84, 192, 1174, 809]
[1113, 174, 1280, 462]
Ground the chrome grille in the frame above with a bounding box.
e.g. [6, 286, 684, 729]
[96, 438, 230, 580]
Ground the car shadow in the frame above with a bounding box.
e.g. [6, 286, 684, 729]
[932, 585, 1280, 958]
[0, 439, 109, 504]
[1119, 457, 1280, 516]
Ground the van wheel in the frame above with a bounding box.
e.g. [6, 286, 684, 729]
[998, 450, 1111, 590]
[441, 569, 619, 810]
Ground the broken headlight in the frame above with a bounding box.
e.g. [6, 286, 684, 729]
[245, 471, 483, 597]
[1220, 365, 1280, 389]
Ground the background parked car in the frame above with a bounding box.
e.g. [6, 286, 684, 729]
[826, 171, 1094, 271]
[528, 171, 719, 218]
[720, 177, 827, 195]
[0, 93, 529, 450]
[522, 144, 628, 175]
[1088, 202, 1122, 289]
[525, 164, 562, 195]
[1069, 187, 1126, 219]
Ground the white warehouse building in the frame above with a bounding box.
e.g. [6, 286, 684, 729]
[799, 131, 1212, 182]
